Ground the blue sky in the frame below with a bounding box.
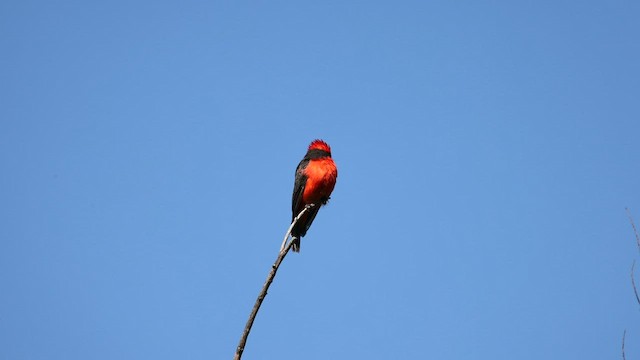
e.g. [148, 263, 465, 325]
[1, 1, 639, 359]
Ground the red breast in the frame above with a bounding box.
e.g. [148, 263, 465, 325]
[302, 158, 337, 203]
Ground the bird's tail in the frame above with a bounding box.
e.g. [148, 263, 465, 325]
[291, 236, 301, 253]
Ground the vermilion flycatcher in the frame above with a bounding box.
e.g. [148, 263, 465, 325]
[290, 139, 338, 252]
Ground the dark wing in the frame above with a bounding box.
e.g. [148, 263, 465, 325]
[291, 158, 309, 221]
[291, 198, 320, 239]
[298, 205, 320, 236]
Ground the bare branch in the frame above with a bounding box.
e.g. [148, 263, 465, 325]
[626, 207, 640, 253]
[280, 204, 315, 251]
[622, 329, 627, 360]
[623, 209, 638, 360]
[632, 260, 640, 308]
[234, 204, 314, 360]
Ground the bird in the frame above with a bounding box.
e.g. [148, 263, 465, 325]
[290, 139, 338, 252]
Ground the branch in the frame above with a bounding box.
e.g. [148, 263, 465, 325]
[622, 329, 627, 360]
[632, 260, 640, 307]
[625, 207, 640, 253]
[280, 204, 316, 251]
[624, 208, 639, 360]
[234, 204, 314, 360]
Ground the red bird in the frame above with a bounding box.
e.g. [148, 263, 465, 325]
[290, 139, 338, 252]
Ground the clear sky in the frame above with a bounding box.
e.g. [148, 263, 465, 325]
[1, 1, 639, 359]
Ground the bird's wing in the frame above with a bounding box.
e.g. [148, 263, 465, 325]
[301, 204, 320, 235]
[291, 159, 309, 221]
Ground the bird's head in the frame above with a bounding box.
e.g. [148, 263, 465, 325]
[308, 139, 332, 155]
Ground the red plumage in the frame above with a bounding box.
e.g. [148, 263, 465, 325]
[290, 140, 338, 252]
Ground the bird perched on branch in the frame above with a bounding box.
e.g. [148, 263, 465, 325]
[290, 139, 338, 252]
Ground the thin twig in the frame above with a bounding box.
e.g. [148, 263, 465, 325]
[625, 207, 640, 253]
[623, 209, 638, 360]
[632, 260, 640, 308]
[234, 205, 314, 360]
[280, 204, 315, 251]
[622, 329, 627, 360]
